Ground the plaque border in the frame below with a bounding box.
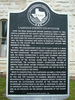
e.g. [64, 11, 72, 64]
[6, 1, 69, 99]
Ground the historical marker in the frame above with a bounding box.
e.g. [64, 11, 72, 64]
[7, 1, 69, 100]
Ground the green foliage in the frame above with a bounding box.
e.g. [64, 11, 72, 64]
[66, 80, 75, 100]
[0, 76, 75, 100]
[0, 76, 9, 100]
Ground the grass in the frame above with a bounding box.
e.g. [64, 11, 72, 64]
[0, 75, 9, 100]
[66, 80, 75, 100]
[0, 75, 75, 100]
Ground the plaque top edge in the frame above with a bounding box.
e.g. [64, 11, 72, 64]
[8, 1, 68, 16]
